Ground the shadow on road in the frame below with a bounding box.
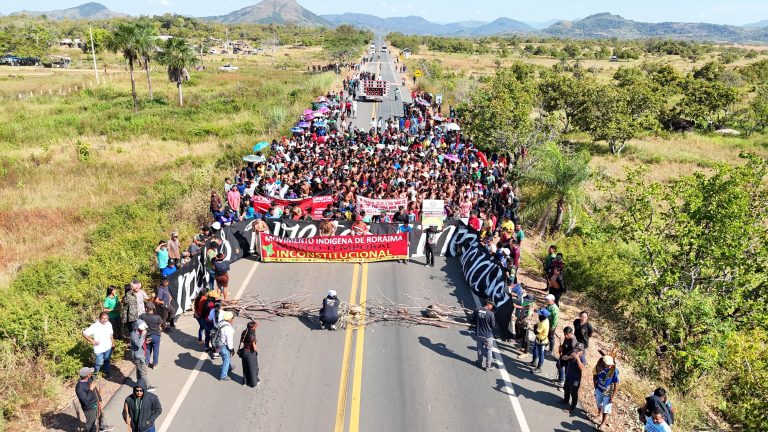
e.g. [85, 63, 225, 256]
[418, 336, 476, 367]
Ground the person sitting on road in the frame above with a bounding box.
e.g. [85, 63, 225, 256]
[319, 290, 341, 331]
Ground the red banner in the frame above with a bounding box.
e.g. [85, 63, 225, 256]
[250, 195, 334, 219]
[259, 232, 409, 263]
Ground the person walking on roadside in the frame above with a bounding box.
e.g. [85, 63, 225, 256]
[424, 225, 438, 267]
[82, 312, 114, 377]
[530, 309, 550, 373]
[122, 380, 162, 432]
[554, 326, 575, 390]
[319, 290, 341, 330]
[543, 245, 557, 277]
[238, 321, 260, 387]
[545, 294, 560, 352]
[203, 291, 222, 352]
[561, 342, 587, 416]
[130, 321, 155, 392]
[213, 253, 231, 300]
[103, 286, 121, 340]
[548, 266, 566, 306]
[76, 367, 114, 432]
[122, 279, 148, 333]
[193, 287, 211, 345]
[217, 311, 236, 381]
[472, 299, 496, 371]
[574, 311, 594, 349]
[139, 305, 164, 369]
[593, 355, 620, 431]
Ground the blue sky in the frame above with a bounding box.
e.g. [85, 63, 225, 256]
[2, 0, 767, 25]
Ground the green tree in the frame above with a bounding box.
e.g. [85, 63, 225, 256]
[0, 22, 58, 58]
[156, 37, 198, 106]
[107, 23, 143, 112]
[599, 154, 768, 387]
[459, 65, 536, 152]
[323, 25, 370, 65]
[522, 142, 591, 235]
[136, 20, 159, 100]
[677, 78, 740, 129]
[81, 28, 111, 54]
[538, 71, 593, 133]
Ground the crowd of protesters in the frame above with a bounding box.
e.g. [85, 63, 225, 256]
[74, 52, 675, 432]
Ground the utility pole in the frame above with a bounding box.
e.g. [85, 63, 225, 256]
[89, 27, 99, 84]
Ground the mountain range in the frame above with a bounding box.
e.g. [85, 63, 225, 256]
[7, 0, 768, 42]
[11, 2, 127, 20]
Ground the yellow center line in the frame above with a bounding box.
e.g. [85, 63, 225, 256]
[334, 263, 360, 432]
[348, 263, 369, 432]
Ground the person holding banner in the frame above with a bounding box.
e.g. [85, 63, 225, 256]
[397, 220, 413, 264]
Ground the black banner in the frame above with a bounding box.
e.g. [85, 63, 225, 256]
[168, 252, 209, 318]
[447, 224, 514, 339]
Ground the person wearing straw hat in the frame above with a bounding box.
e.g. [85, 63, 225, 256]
[593, 355, 620, 431]
[216, 311, 236, 381]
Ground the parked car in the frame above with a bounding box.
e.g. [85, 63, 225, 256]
[17, 57, 41, 66]
[218, 64, 239, 72]
[0, 56, 19, 66]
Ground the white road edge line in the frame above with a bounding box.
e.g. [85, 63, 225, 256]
[158, 260, 260, 432]
[470, 292, 531, 432]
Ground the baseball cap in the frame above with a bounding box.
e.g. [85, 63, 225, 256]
[222, 311, 234, 321]
[510, 284, 523, 297]
[538, 309, 551, 318]
[573, 343, 585, 351]
[79, 367, 95, 378]
[545, 294, 556, 301]
[327, 290, 337, 297]
[602, 355, 615, 366]
[137, 321, 148, 330]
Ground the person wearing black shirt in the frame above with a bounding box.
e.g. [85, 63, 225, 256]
[424, 226, 438, 267]
[472, 299, 496, 371]
[319, 290, 341, 330]
[562, 343, 587, 415]
[392, 206, 407, 223]
[555, 326, 575, 389]
[139, 305, 164, 368]
[75, 367, 113, 432]
[573, 311, 594, 349]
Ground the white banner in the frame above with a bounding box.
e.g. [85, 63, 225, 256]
[356, 195, 407, 215]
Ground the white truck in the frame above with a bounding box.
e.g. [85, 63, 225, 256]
[359, 80, 389, 102]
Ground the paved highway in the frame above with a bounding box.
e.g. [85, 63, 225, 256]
[101, 38, 594, 432]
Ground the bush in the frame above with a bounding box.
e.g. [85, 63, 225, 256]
[720, 330, 768, 431]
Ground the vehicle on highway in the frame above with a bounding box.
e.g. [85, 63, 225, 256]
[381, 45, 388, 52]
[218, 64, 239, 72]
[359, 80, 389, 102]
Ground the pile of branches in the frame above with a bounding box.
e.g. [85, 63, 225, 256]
[221, 291, 474, 329]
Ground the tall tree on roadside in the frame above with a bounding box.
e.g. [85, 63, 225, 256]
[136, 20, 158, 100]
[522, 142, 591, 235]
[156, 37, 198, 106]
[107, 23, 142, 112]
[460, 64, 536, 152]
[538, 70, 593, 133]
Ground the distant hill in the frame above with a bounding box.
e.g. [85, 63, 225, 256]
[543, 13, 765, 42]
[743, 20, 768, 29]
[321, 13, 532, 36]
[12, 2, 128, 20]
[206, 0, 330, 26]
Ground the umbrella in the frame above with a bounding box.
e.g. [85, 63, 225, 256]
[313, 112, 325, 118]
[317, 96, 328, 102]
[303, 109, 314, 115]
[445, 123, 461, 131]
[243, 154, 266, 163]
[319, 106, 331, 113]
[290, 127, 303, 133]
[433, 115, 444, 122]
[253, 141, 270, 153]
[314, 121, 327, 127]
[444, 153, 460, 163]
[304, 114, 314, 121]
[298, 121, 311, 128]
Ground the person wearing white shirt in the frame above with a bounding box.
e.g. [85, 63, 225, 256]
[82, 312, 115, 376]
[217, 312, 236, 381]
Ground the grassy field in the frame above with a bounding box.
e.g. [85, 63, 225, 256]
[0, 45, 337, 289]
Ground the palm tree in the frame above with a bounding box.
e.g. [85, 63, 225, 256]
[135, 20, 158, 100]
[156, 38, 198, 106]
[107, 23, 141, 112]
[522, 142, 591, 236]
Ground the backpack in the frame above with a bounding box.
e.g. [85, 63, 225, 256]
[212, 320, 231, 348]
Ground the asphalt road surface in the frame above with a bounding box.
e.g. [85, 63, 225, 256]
[101, 39, 594, 432]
